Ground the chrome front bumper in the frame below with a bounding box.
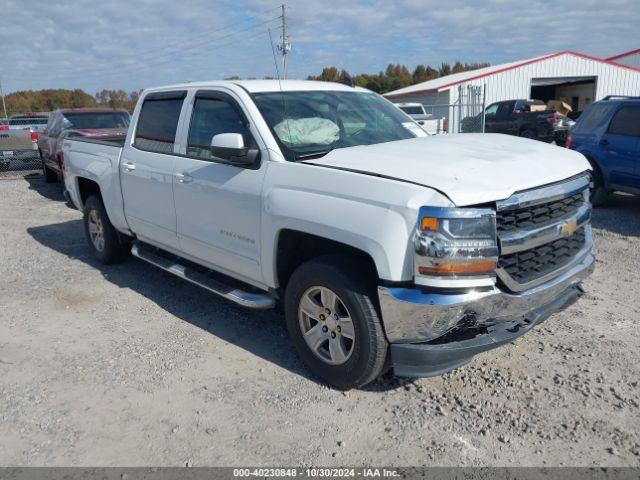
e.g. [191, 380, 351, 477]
[378, 249, 594, 344]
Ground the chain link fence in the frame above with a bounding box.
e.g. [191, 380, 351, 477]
[422, 84, 487, 134]
[0, 149, 42, 178]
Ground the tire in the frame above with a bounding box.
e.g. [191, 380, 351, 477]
[284, 255, 388, 389]
[83, 195, 131, 264]
[42, 159, 58, 183]
[589, 163, 609, 207]
[520, 129, 536, 140]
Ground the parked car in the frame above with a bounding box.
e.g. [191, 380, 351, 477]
[39, 108, 130, 182]
[566, 96, 640, 205]
[395, 102, 446, 134]
[463, 99, 572, 145]
[62, 80, 594, 389]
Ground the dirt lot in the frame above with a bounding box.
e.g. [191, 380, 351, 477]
[1, 174, 639, 467]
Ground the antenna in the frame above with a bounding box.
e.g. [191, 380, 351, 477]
[277, 4, 291, 79]
[0, 78, 8, 120]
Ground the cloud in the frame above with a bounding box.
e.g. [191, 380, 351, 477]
[0, 0, 638, 94]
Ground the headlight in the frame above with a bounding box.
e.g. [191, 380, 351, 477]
[414, 207, 498, 287]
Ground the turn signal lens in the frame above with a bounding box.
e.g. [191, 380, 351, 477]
[420, 217, 438, 231]
[418, 261, 496, 276]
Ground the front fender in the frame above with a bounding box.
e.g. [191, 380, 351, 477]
[260, 161, 452, 287]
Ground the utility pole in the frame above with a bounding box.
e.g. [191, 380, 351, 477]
[0, 78, 7, 121]
[277, 4, 291, 79]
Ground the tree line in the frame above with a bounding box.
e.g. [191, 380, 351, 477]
[307, 62, 490, 93]
[3, 89, 142, 116]
[2, 61, 488, 116]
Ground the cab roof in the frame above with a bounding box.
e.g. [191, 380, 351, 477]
[143, 79, 364, 94]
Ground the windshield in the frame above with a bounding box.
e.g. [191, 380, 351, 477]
[400, 106, 424, 115]
[251, 91, 423, 161]
[62, 112, 130, 130]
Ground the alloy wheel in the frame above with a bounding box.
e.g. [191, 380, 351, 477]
[298, 286, 356, 365]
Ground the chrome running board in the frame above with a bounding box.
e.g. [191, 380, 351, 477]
[131, 243, 275, 310]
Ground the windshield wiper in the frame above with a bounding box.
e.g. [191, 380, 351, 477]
[294, 148, 334, 161]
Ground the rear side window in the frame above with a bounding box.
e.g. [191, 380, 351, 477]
[573, 103, 611, 133]
[134, 92, 185, 154]
[607, 106, 640, 137]
[187, 96, 253, 161]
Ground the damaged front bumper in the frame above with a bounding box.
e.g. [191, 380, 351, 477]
[378, 251, 594, 377]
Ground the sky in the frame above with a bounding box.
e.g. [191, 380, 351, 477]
[1, 0, 638, 94]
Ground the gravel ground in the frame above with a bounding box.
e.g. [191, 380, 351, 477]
[0, 174, 639, 467]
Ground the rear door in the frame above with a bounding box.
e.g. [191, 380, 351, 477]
[599, 105, 640, 188]
[172, 89, 266, 285]
[120, 91, 187, 250]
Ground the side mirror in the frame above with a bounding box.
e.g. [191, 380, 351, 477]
[211, 133, 255, 165]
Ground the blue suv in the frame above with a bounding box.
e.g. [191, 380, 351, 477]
[567, 96, 640, 206]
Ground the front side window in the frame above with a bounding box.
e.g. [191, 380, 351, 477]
[496, 102, 514, 119]
[485, 104, 499, 118]
[187, 97, 253, 161]
[251, 91, 420, 161]
[134, 96, 184, 154]
[607, 106, 640, 137]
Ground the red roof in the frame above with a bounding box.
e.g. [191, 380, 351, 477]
[606, 48, 640, 61]
[386, 50, 640, 97]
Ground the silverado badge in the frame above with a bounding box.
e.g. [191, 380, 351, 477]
[561, 219, 578, 236]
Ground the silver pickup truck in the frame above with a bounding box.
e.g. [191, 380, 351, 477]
[0, 130, 38, 168]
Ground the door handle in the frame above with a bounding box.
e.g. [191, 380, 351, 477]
[599, 139, 609, 146]
[175, 172, 193, 184]
[123, 162, 136, 172]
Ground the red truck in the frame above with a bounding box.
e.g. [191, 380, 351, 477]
[38, 108, 130, 182]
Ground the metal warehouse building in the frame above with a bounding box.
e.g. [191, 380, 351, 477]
[385, 50, 640, 133]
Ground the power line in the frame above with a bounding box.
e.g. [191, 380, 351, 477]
[34, 17, 280, 78]
[15, 17, 280, 84]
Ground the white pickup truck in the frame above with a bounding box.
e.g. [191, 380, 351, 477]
[62, 80, 594, 389]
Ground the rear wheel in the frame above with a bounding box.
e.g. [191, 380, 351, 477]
[284, 255, 388, 389]
[83, 195, 130, 264]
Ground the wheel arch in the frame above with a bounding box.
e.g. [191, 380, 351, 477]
[274, 229, 383, 293]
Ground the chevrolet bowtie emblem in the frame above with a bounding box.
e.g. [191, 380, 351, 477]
[561, 219, 578, 236]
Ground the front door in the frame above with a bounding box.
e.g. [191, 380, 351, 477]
[599, 105, 640, 188]
[483, 103, 499, 133]
[172, 90, 266, 285]
[120, 91, 187, 250]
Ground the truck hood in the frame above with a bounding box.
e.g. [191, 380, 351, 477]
[304, 133, 591, 206]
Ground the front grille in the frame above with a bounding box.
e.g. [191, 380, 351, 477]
[497, 227, 586, 284]
[496, 192, 585, 233]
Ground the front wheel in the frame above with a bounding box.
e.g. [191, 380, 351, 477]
[520, 128, 536, 140]
[83, 195, 131, 264]
[284, 255, 388, 389]
[589, 162, 609, 207]
[42, 158, 58, 183]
